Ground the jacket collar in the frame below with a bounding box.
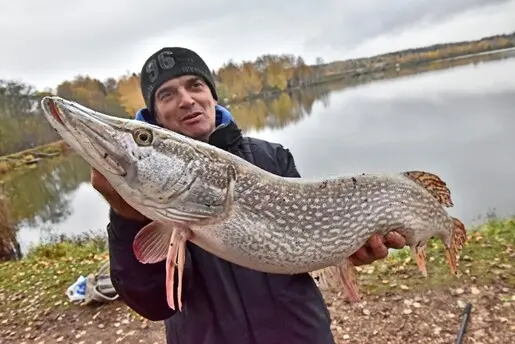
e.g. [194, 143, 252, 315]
[133, 104, 243, 150]
[208, 120, 243, 150]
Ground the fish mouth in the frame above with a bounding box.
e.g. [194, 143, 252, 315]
[41, 96, 130, 177]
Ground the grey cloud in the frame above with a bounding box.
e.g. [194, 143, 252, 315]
[305, 0, 512, 50]
[0, 0, 513, 88]
[0, 0, 255, 75]
[0, 0, 336, 84]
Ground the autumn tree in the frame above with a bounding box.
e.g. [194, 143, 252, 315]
[117, 73, 145, 116]
[2, 31, 514, 157]
[55, 75, 128, 118]
[0, 80, 60, 156]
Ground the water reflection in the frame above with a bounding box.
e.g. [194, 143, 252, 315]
[2, 52, 514, 253]
[249, 56, 515, 227]
[229, 86, 332, 132]
[1, 154, 109, 253]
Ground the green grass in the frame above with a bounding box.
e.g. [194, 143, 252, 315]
[0, 217, 514, 318]
[0, 231, 108, 316]
[356, 217, 515, 295]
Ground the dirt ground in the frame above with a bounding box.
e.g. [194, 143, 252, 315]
[2, 224, 514, 343]
[325, 278, 515, 344]
[1, 277, 513, 344]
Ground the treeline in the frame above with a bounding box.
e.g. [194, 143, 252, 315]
[1, 32, 514, 157]
[0, 74, 150, 157]
[214, 54, 325, 101]
[0, 54, 326, 157]
[0, 81, 59, 156]
[322, 32, 515, 75]
[55, 54, 327, 114]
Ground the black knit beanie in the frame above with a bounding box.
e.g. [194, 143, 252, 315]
[139, 47, 218, 114]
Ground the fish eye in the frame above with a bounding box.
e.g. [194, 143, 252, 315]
[133, 128, 153, 146]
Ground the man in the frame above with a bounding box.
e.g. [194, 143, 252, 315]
[91, 47, 406, 344]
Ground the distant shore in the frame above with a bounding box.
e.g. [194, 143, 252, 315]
[220, 32, 515, 105]
[0, 140, 70, 177]
[0, 32, 514, 168]
[0, 46, 511, 175]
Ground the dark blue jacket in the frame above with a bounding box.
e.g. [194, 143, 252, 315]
[107, 106, 334, 344]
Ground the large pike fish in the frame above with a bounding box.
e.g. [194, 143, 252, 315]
[40, 96, 467, 311]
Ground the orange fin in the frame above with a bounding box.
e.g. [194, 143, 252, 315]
[411, 245, 428, 277]
[402, 171, 454, 207]
[338, 259, 361, 302]
[444, 217, 467, 275]
[312, 259, 361, 302]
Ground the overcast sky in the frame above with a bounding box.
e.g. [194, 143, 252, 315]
[1, 0, 514, 90]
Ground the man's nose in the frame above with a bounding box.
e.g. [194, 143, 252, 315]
[178, 90, 195, 108]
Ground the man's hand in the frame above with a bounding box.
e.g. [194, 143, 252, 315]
[349, 232, 406, 266]
[90, 168, 147, 222]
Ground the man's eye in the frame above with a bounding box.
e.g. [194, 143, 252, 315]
[159, 92, 171, 100]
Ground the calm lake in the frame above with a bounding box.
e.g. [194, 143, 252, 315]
[4, 51, 515, 255]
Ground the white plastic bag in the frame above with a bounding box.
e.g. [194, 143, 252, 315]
[65, 275, 87, 302]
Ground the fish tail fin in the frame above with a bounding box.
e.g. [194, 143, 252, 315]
[444, 217, 467, 275]
[402, 171, 454, 207]
[311, 258, 361, 302]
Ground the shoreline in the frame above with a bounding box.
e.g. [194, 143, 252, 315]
[1, 47, 514, 171]
[0, 216, 513, 343]
[219, 45, 515, 105]
[0, 140, 70, 177]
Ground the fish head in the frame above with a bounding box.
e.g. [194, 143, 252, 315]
[40, 96, 198, 206]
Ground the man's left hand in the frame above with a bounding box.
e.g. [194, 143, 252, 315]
[349, 231, 406, 266]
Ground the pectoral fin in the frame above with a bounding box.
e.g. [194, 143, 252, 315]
[133, 221, 192, 311]
[133, 221, 172, 264]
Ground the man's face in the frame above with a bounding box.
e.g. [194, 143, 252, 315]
[153, 75, 217, 141]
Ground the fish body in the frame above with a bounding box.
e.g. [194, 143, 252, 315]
[40, 96, 467, 311]
[180, 171, 453, 274]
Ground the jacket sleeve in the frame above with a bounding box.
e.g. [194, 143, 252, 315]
[276, 145, 301, 178]
[106, 208, 192, 321]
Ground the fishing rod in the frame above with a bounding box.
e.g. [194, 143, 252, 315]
[456, 302, 472, 344]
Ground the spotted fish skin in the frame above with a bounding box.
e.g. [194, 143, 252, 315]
[40, 96, 467, 310]
[190, 170, 462, 275]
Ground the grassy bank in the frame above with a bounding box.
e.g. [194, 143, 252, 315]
[1, 217, 514, 313]
[0, 231, 165, 343]
[0, 140, 70, 176]
[0, 217, 513, 342]
[355, 218, 515, 296]
[0, 231, 108, 312]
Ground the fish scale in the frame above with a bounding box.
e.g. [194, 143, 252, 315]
[40, 96, 468, 312]
[205, 173, 452, 271]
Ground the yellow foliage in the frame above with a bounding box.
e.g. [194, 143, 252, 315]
[0, 32, 513, 157]
[117, 74, 146, 115]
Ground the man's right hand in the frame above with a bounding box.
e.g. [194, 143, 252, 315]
[90, 168, 147, 222]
